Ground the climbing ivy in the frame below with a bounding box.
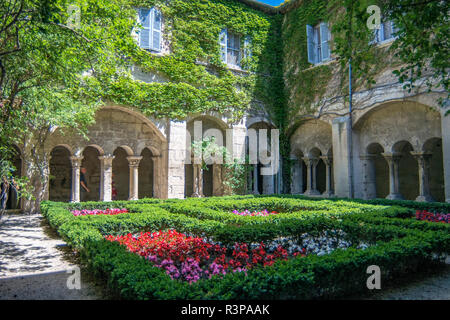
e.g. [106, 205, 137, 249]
[88, 0, 283, 123]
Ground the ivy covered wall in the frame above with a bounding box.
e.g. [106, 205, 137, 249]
[280, 0, 404, 132]
[91, 0, 284, 124]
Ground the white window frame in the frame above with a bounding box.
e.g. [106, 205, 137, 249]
[138, 7, 162, 52]
[307, 22, 331, 65]
[220, 29, 246, 68]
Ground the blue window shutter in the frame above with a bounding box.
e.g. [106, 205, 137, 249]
[320, 22, 330, 61]
[391, 21, 397, 37]
[139, 8, 151, 49]
[220, 29, 227, 63]
[151, 8, 162, 52]
[306, 25, 315, 64]
[379, 22, 385, 41]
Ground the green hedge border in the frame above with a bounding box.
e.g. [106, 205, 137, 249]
[41, 196, 450, 300]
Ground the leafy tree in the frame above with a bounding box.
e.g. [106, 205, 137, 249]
[329, 0, 449, 111]
[380, 0, 449, 107]
[0, 0, 137, 203]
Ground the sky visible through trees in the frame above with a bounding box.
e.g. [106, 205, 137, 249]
[258, 0, 284, 6]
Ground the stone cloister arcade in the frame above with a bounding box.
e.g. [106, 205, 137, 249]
[289, 99, 448, 203]
[46, 106, 167, 203]
[7, 96, 450, 213]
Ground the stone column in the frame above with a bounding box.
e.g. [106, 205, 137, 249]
[382, 153, 403, 200]
[441, 107, 450, 203]
[290, 158, 303, 194]
[411, 152, 434, 202]
[320, 156, 334, 197]
[70, 156, 84, 203]
[151, 156, 160, 198]
[191, 164, 204, 197]
[252, 165, 259, 194]
[331, 116, 353, 198]
[127, 156, 143, 201]
[360, 154, 377, 200]
[302, 157, 320, 196]
[212, 164, 223, 196]
[167, 120, 187, 199]
[99, 155, 115, 202]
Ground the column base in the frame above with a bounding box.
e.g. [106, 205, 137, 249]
[191, 192, 204, 198]
[386, 194, 404, 200]
[415, 195, 435, 202]
[303, 190, 321, 196]
[321, 191, 335, 198]
[447, 198, 450, 203]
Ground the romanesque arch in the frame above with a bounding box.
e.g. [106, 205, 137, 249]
[46, 106, 167, 202]
[289, 119, 334, 197]
[247, 121, 278, 195]
[185, 116, 229, 197]
[356, 101, 444, 201]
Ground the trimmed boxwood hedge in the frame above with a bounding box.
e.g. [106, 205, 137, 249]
[41, 196, 450, 300]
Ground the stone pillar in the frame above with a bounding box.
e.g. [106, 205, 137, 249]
[167, 120, 187, 199]
[320, 156, 334, 197]
[331, 116, 353, 198]
[70, 156, 84, 203]
[252, 165, 259, 194]
[442, 107, 450, 203]
[191, 164, 204, 197]
[99, 155, 115, 202]
[262, 172, 275, 194]
[302, 157, 320, 196]
[411, 152, 434, 202]
[382, 153, 403, 200]
[212, 164, 223, 196]
[127, 156, 142, 201]
[360, 154, 377, 200]
[290, 158, 303, 194]
[151, 156, 160, 198]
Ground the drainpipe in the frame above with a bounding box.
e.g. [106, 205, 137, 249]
[348, 58, 354, 198]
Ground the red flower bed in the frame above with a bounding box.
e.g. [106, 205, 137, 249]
[71, 208, 129, 216]
[106, 230, 306, 283]
[416, 210, 449, 223]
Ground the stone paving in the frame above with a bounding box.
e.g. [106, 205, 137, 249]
[0, 214, 106, 300]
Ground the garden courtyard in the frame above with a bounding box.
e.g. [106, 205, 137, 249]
[1, 195, 448, 300]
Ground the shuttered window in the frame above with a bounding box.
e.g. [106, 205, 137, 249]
[220, 29, 248, 67]
[373, 20, 397, 43]
[306, 22, 331, 65]
[138, 7, 162, 52]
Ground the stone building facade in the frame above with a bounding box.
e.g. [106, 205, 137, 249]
[7, 0, 450, 213]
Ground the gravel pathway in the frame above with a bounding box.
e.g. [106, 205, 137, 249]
[0, 214, 107, 300]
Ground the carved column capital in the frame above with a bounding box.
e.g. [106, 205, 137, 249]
[302, 157, 319, 167]
[99, 155, 115, 168]
[127, 156, 143, 168]
[320, 156, 333, 166]
[70, 156, 84, 168]
[382, 152, 402, 163]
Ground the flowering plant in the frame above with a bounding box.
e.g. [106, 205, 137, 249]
[106, 230, 305, 283]
[416, 210, 449, 223]
[71, 208, 129, 216]
[232, 209, 279, 217]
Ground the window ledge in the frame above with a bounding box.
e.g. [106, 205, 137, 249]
[374, 38, 396, 48]
[305, 58, 336, 71]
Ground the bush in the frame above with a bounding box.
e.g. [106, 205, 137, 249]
[41, 196, 450, 300]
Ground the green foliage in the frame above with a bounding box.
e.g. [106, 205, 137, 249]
[381, 0, 449, 104]
[42, 196, 449, 299]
